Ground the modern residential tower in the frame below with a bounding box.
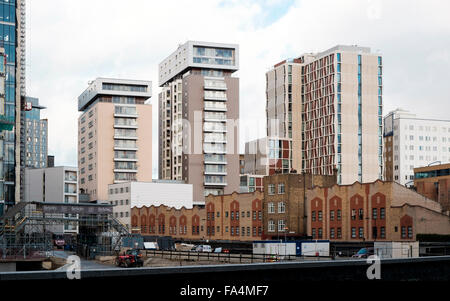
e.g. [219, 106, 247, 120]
[300, 45, 383, 184]
[77, 78, 153, 203]
[244, 45, 383, 185]
[158, 41, 240, 204]
[19, 96, 48, 201]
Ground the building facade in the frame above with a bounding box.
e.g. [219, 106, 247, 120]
[24, 166, 79, 234]
[158, 41, 240, 204]
[384, 108, 450, 186]
[265, 59, 303, 174]
[0, 0, 26, 213]
[77, 78, 153, 203]
[19, 96, 48, 201]
[108, 180, 193, 230]
[263, 173, 337, 240]
[239, 174, 264, 193]
[306, 180, 450, 241]
[130, 190, 263, 242]
[414, 163, 450, 213]
[244, 45, 383, 185]
[244, 137, 294, 176]
[301, 45, 383, 184]
[130, 174, 450, 242]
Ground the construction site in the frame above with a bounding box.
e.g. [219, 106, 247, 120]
[0, 201, 131, 271]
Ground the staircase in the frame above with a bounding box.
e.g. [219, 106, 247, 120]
[109, 216, 131, 251]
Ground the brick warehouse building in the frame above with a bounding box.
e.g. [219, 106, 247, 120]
[306, 180, 450, 241]
[130, 191, 264, 242]
[130, 175, 450, 243]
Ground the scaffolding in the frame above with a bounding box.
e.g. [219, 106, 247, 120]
[0, 201, 130, 259]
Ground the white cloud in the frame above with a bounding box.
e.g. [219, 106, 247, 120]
[26, 0, 450, 176]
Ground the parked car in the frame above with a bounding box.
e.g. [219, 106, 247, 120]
[195, 245, 212, 252]
[115, 249, 144, 267]
[352, 247, 374, 259]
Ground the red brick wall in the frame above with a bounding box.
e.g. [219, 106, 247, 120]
[371, 192, 387, 240]
[400, 215, 413, 240]
[329, 196, 343, 240]
[230, 200, 240, 237]
[310, 197, 323, 239]
[350, 194, 365, 240]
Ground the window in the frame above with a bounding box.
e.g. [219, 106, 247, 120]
[318, 211, 322, 221]
[278, 220, 285, 232]
[312, 228, 316, 239]
[318, 228, 323, 239]
[337, 228, 342, 238]
[330, 228, 335, 239]
[401, 226, 406, 238]
[372, 208, 377, 220]
[312, 211, 316, 222]
[278, 202, 285, 213]
[337, 210, 341, 221]
[359, 227, 364, 238]
[358, 209, 364, 220]
[268, 184, 275, 195]
[351, 227, 356, 238]
[268, 202, 275, 214]
[278, 183, 285, 194]
[380, 208, 385, 219]
[408, 226, 413, 239]
[380, 227, 386, 238]
[330, 210, 335, 221]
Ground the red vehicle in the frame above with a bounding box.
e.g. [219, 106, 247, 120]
[115, 249, 144, 268]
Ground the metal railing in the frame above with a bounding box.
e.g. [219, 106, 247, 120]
[144, 249, 331, 264]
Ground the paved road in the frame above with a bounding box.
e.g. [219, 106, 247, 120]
[53, 251, 117, 270]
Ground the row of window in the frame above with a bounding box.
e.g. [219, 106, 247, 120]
[267, 183, 285, 195]
[311, 208, 386, 222]
[310, 226, 412, 239]
[267, 220, 286, 232]
[114, 211, 129, 218]
[111, 199, 129, 206]
[267, 202, 285, 214]
[207, 210, 262, 221]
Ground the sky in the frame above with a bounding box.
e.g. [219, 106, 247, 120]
[25, 0, 450, 178]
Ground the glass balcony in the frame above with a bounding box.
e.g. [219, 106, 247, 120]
[204, 101, 227, 112]
[204, 80, 227, 91]
[204, 175, 227, 186]
[204, 90, 227, 101]
[204, 154, 227, 164]
[114, 117, 138, 129]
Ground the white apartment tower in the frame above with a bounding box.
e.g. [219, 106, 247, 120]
[383, 108, 450, 186]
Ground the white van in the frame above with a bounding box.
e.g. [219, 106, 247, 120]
[195, 245, 212, 252]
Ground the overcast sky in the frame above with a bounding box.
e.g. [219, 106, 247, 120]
[26, 0, 450, 177]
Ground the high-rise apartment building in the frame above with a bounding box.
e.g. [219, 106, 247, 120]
[384, 108, 450, 186]
[245, 45, 383, 185]
[77, 78, 152, 203]
[300, 45, 383, 184]
[19, 96, 48, 201]
[0, 0, 26, 213]
[266, 59, 303, 173]
[158, 41, 240, 204]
